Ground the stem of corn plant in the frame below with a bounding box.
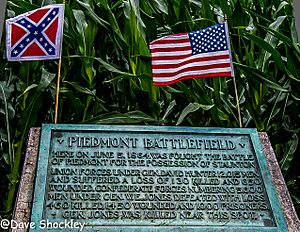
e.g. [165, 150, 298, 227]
[0, 83, 15, 215]
[0, 83, 13, 168]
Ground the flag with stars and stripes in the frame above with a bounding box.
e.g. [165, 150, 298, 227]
[150, 22, 234, 86]
[6, 4, 64, 61]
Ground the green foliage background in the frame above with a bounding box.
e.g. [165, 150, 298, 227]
[0, 0, 299, 218]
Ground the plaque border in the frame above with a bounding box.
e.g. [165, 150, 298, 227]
[30, 124, 288, 232]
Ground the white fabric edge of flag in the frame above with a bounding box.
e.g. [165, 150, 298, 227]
[151, 50, 191, 57]
[150, 33, 188, 45]
[150, 42, 191, 49]
[152, 58, 231, 73]
[151, 51, 230, 65]
[224, 21, 234, 77]
[153, 68, 232, 82]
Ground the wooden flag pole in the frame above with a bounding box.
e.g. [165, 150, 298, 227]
[224, 21, 242, 128]
[233, 76, 242, 128]
[54, 56, 62, 124]
[54, 2, 65, 124]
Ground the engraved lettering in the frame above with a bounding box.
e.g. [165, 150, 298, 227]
[42, 130, 275, 227]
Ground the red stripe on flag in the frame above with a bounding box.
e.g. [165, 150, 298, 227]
[152, 54, 230, 69]
[152, 63, 231, 78]
[153, 72, 232, 86]
[151, 54, 192, 61]
[150, 46, 191, 53]
[150, 38, 190, 45]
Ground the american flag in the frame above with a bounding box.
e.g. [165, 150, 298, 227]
[150, 22, 233, 86]
[6, 4, 64, 61]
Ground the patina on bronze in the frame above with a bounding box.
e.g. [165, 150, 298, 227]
[30, 125, 288, 231]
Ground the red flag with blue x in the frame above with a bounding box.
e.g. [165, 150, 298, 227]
[6, 4, 64, 61]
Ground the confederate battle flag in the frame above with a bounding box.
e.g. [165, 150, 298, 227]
[6, 4, 64, 61]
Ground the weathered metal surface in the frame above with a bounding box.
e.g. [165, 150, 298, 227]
[30, 125, 288, 231]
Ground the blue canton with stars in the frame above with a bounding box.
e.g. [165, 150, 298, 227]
[188, 23, 228, 55]
[11, 8, 59, 58]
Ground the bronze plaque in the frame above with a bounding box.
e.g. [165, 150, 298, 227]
[30, 125, 288, 231]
